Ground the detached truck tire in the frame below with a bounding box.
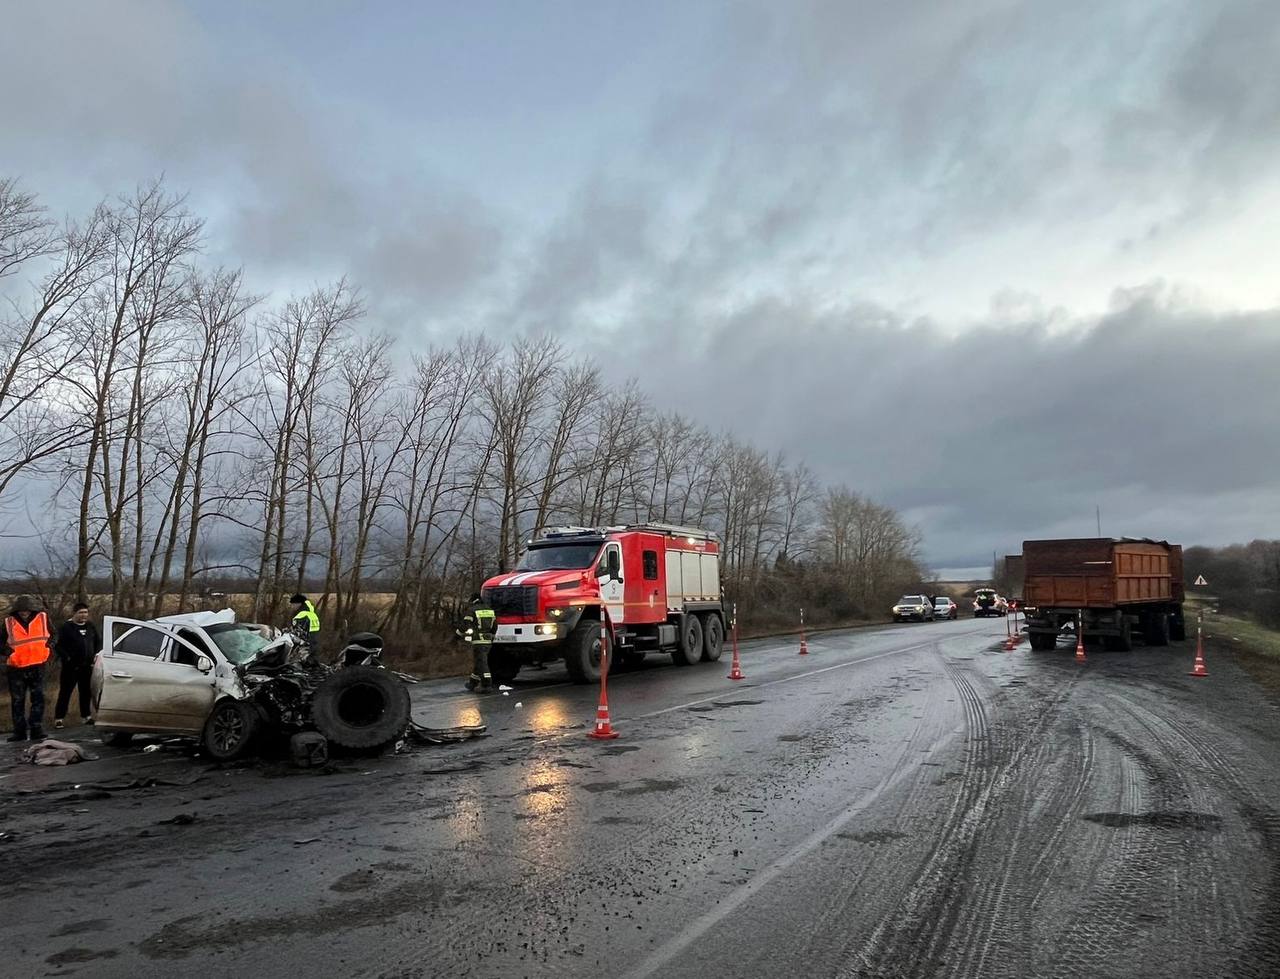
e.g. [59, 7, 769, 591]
[311, 666, 410, 751]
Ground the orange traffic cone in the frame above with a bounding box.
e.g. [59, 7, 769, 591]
[1074, 614, 1087, 663]
[589, 617, 619, 739]
[1189, 620, 1208, 678]
[798, 607, 809, 656]
[727, 605, 745, 680]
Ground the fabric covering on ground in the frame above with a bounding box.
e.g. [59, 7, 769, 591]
[21, 738, 99, 766]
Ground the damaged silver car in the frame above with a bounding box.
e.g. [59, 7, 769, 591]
[90, 610, 411, 761]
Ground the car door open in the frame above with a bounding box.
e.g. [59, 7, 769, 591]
[97, 616, 220, 735]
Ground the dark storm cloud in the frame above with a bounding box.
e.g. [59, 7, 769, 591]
[3, 1, 1276, 570]
[496, 1, 1280, 570]
[0, 2, 508, 330]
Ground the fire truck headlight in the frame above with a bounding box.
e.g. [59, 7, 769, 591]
[547, 607, 567, 619]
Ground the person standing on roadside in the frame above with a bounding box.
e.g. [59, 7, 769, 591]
[288, 594, 321, 658]
[456, 593, 496, 692]
[2, 595, 52, 742]
[53, 602, 100, 729]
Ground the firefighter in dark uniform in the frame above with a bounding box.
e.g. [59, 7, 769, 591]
[457, 593, 496, 692]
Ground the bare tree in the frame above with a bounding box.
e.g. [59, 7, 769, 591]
[247, 280, 362, 622]
[143, 268, 260, 613]
[69, 180, 203, 605]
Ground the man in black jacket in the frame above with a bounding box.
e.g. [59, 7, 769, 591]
[53, 603, 100, 728]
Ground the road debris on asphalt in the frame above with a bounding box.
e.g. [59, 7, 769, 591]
[21, 740, 98, 766]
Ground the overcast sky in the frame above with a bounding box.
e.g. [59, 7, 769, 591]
[3, 0, 1278, 576]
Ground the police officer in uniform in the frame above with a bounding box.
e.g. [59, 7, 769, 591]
[288, 594, 321, 658]
[456, 593, 496, 692]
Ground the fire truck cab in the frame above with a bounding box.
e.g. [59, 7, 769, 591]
[480, 524, 726, 684]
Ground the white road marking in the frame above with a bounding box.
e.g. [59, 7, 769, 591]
[623, 726, 957, 979]
[628, 641, 934, 721]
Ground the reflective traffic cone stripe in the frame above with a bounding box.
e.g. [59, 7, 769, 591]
[589, 617, 620, 740]
[589, 702, 619, 740]
[1189, 636, 1208, 678]
[727, 614, 745, 680]
[1075, 635, 1087, 663]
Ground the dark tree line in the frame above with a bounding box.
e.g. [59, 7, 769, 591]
[1, 177, 928, 647]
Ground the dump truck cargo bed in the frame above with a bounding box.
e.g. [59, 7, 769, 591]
[1023, 538, 1174, 608]
[1021, 537, 1185, 651]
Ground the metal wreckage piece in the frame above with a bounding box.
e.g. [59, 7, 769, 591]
[241, 631, 486, 763]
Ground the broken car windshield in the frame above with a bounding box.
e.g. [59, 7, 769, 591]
[516, 543, 602, 571]
[206, 623, 276, 665]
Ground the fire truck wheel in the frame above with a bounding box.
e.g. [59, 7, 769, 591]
[488, 645, 521, 684]
[564, 621, 603, 684]
[700, 614, 724, 662]
[673, 614, 703, 666]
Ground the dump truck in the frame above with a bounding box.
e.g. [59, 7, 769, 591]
[1022, 538, 1185, 651]
[481, 524, 726, 684]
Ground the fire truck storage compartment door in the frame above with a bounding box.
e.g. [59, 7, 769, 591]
[699, 553, 719, 600]
[666, 549, 719, 605]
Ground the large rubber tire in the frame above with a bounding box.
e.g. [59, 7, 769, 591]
[563, 621, 604, 685]
[1145, 612, 1170, 647]
[1107, 620, 1134, 652]
[488, 645, 521, 685]
[1170, 611, 1187, 641]
[700, 614, 724, 662]
[673, 614, 703, 666]
[1029, 632, 1057, 651]
[202, 699, 260, 761]
[310, 666, 411, 750]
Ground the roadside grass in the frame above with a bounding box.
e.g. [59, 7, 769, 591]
[1186, 596, 1280, 703]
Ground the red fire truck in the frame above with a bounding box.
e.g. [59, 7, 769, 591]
[480, 524, 726, 684]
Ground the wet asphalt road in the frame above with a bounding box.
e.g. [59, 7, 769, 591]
[5, 617, 1280, 978]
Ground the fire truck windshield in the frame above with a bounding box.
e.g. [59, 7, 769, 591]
[516, 543, 602, 571]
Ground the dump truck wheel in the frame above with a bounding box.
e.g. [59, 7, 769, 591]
[1170, 612, 1186, 641]
[1144, 612, 1170, 647]
[1029, 632, 1057, 651]
[673, 614, 703, 666]
[489, 644, 521, 684]
[202, 699, 260, 761]
[564, 620, 604, 684]
[700, 614, 724, 662]
[1107, 620, 1134, 652]
[311, 666, 410, 750]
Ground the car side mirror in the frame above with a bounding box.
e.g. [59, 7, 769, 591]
[196, 654, 214, 674]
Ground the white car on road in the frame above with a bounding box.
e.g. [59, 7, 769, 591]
[91, 609, 285, 753]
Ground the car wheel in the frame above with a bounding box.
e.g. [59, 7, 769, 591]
[202, 699, 260, 761]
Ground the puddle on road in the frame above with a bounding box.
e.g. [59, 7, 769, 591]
[580, 778, 683, 796]
[687, 699, 765, 713]
[1082, 810, 1223, 832]
[599, 744, 640, 755]
[330, 870, 378, 893]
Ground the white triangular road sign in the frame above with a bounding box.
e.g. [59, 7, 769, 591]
[1193, 574, 1208, 586]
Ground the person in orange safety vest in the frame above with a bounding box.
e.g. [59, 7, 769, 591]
[3, 595, 53, 742]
